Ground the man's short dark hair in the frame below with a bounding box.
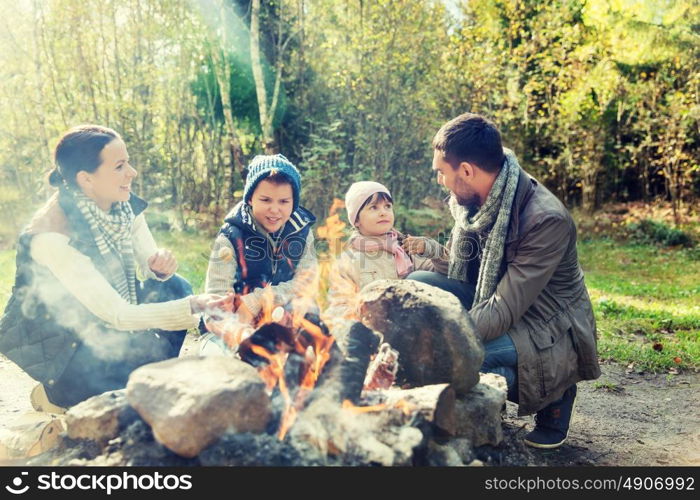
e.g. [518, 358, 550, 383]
[432, 113, 505, 173]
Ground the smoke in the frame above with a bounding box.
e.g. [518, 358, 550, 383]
[27, 266, 135, 362]
[286, 385, 424, 466]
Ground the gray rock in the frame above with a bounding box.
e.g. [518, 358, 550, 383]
[126, 356, 271, 458]
[454, 372, 507, 446]
[358, 280, 484, 395]
[447, 437, 475, 464]
[426, 440, 464, 466]
[65, 390, 138, 444]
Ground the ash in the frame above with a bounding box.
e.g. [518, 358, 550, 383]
[199, 433, 324, 466]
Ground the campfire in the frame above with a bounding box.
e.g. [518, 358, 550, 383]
[204, 291, 336, 440]
[15, 201, 505, 467]
[199, 200, 402, 442]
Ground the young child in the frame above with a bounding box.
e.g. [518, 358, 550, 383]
[325, 181, 446, 326]
[201, 154, 317, 354]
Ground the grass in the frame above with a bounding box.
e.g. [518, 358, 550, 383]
[592, 380, 624, 393]
[150, 229, 213, 293]
[1, 231, 698, 373]
[578, 238, 700, 373]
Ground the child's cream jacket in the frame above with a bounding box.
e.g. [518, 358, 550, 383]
[324, 234, 447, 325]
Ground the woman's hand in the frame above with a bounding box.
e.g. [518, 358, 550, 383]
[190, 292, 254, 325]
[148, 249, 178, 278]
[189, 293, 230, 315]
[402, 235, 426, 255]
[198, 293, 256, 349]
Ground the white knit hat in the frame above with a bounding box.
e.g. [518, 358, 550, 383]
[345, 181, 391, 225]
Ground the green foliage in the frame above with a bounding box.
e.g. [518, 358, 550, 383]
[150, 229, 212, 293]
[298, 0, 449, 215]
[299, 121, 352, 219]
[393, 205, 452, 245]
[0, 0, 698, 244]
[592, 380, 623, 393]
[627, 219, 695, 247]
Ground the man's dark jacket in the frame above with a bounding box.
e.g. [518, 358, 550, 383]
[466, 169, 601, 415]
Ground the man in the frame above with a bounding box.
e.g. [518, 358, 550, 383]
[408, 113, 601, 448]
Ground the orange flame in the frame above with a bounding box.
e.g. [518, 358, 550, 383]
[341, 400, 387, 414]
[222, 198, 381, 441]
[313, 198, 363, 329]
[277, 317, 336, 440]
[341, 398, 416, 416]
[393, 399, 416, 416]
[259, 285, 276, 325]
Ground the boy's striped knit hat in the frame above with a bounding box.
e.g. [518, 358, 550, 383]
[243, 154, 301, 210]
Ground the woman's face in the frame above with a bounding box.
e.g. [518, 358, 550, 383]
[249, 179, 294, 233]
[355, 194, 395, 237]
[80, 139, 137, 211]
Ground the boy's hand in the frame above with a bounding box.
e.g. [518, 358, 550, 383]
[148, 249, 178, 278]
[235, 301, 255, 325]
[204, 315, 254, 350]
[402, 235, 426, 255]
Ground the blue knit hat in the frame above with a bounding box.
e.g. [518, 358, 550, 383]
[243, 154, 302, 210]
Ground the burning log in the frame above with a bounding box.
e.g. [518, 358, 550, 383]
[225, 308, 341, 440]
[238, 322, 295, 368]
[338, 322, 381, 404]
[375, 384, 456, 437]
[363, 343, 399, 391]
[290, 383, 454, 465]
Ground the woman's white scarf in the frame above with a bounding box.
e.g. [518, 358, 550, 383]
[71, 189, 137, 304]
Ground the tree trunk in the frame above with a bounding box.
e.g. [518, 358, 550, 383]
[581, 170, 598, 214]
[30, 0, 53, 201]
[250, 0, 278, 154]
[209, 23, 246, 182]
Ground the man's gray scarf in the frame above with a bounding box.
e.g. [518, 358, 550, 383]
[71, 189, 138, 304]
[448, 149, 521, 305]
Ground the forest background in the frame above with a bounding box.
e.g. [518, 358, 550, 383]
[1, 0, 698, 237]
[0, 0, 698, 373]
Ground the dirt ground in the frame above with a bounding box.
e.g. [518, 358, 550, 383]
[499, 361, 700, 466]
[1, 340, 698, 466]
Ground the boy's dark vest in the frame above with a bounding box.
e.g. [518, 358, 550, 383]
[219, 203, 316, 295]
[0, 191, 148, 384]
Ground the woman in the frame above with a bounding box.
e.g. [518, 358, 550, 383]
[0, 125, 224, 411]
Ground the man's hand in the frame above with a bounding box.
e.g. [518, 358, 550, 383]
[402, 235, 426, 255]
[148, 249, 178, 278]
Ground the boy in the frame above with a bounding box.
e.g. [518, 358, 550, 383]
[201, 154, 317, 353]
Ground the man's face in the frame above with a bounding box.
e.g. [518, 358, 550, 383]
[432, 150, 480, 209]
